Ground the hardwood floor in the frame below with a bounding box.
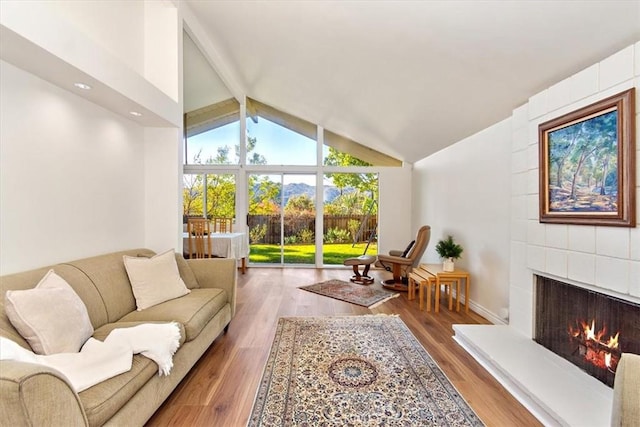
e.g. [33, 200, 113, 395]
[146, 267, 542, 427]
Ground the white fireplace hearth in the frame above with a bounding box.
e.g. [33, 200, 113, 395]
[452, 270, 639, 426]
[453, 324, 612, 427]
[489, 41, 640, 427]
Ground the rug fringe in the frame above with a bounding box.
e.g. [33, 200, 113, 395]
[359, 312, 399, 317]
[367, 292, 400, 309]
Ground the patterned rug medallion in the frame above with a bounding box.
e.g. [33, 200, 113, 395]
[248, 315, 484, 426]
[299, 279, 399, 308]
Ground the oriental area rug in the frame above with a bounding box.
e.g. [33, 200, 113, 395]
[299, 279, 399, 308]
[247, 315, 485, 427]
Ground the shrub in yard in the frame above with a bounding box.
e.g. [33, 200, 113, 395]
[299, 228, 314, 244]
[249, 224, 267, 244]
[348, 219, 361, 241]
[324, 227, 350, 244]
[284, 235, 299, 245]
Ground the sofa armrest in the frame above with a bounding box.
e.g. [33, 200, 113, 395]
[186, 258, 237, 317]
[611, 352, 640, 427]
[0, 360, 88, 427]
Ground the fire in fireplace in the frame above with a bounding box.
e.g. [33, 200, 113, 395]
[535, 275, 640, 387]
[568, 318, 620, 373]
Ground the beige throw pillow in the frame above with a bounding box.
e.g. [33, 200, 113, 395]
[5, 270, 94, 355]
[123, 249, 190, 311]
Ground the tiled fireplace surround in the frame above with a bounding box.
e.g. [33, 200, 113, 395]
[454, 44, 640, 427]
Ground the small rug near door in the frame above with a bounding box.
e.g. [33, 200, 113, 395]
[299, 279, 399, 308]
[248, 315, 484, 427]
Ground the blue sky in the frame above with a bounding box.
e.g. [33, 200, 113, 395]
[187, 118, 323, 167]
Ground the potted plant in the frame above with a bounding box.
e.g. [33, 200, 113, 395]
[435, 235, 463, 272]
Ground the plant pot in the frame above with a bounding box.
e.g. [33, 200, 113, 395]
[443, 257, 454, 272]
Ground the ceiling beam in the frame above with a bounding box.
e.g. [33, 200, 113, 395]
[185, 98, 239, 137]
[324, 130, 402, 167]
[247, 98, 316, 140]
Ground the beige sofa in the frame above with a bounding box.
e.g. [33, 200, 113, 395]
[0, 249, 237, 427]
[611, 352, 640, 427]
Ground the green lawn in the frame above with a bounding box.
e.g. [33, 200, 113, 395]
[249, 243, 377, 264]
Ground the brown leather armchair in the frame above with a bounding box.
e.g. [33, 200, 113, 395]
[376, 225, 431, 291]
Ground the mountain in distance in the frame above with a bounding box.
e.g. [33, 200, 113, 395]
[282, 182, 351, 205]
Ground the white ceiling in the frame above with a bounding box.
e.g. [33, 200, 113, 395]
[184, 1, 640, 163]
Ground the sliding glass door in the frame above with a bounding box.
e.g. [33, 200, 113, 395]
[248, 173, 315, 265]
[322, 172, 378, 265]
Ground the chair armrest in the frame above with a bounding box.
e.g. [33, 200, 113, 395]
[388, 250, 404, 257]
[0, 360, 88, 427]
[612, 352, 640, 426]
[376, 254, 414, 266]
[186, 258, 237, 317]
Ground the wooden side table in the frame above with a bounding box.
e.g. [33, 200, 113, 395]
[408, 269, 433, 309]
[408, 267, 455, 313]
[419, 263, 471, 313]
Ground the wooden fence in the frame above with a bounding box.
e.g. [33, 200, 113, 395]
[247, 214, 377, 244]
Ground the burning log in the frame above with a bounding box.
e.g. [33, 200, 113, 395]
[568, 319, 621, 373]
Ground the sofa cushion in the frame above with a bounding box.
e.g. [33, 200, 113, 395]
[5, 270, 93, 354]
[78, 354, 156, 427]
[66, 249, 156, 323]
[174, 254, 199, 290]
[118, 288, 227, 342]
[123, 249, 191, 311]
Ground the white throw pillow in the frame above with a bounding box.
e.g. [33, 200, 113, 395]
[123, 249, 190, 311]
[5, 270, 94, 355]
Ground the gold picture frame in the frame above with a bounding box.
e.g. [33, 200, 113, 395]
[538, 88, 635, 227]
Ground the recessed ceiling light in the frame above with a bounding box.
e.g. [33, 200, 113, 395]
[73, 82, 92, 90]
[129, 111, 143, 117]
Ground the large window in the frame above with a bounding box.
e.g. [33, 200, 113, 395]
[184, 99, 240, 165]
[182, 95, 398, 266]
[246, 98, 317, 166]
[183, 173, 236, 220]
[322, 173, 378, 265]
[247, 174, 316, 265]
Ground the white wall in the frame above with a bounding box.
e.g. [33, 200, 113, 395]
[377, 163, 413, 254]
[50, 0, 179, 102]
[144, 127, 183, 253]
[0, 61, 146, 274]
[413, 119, 512, 322]
[0, 2, 183, 275]
[509, 42, 640, 338]
[49, 0, 145, 77]
[144, 0, 180, 102]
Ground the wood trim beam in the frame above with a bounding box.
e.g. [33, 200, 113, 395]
[246, 98, 316, 140]
[185, 98, 240, 137]
[324, 130, 402, 167]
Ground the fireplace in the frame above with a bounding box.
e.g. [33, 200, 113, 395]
[535, 275, 640, 387]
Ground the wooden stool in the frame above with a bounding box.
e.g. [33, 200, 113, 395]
[343, 255, 376, 285]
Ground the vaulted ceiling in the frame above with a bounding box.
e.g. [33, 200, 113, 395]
[184, 0, 640, 163]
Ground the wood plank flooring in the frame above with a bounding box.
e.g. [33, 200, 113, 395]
[146, 267, 542, 427]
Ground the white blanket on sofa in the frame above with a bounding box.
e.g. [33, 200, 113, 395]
[0, 322, 181, 392]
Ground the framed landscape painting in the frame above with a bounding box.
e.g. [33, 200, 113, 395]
[538, 88, 636, 227]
